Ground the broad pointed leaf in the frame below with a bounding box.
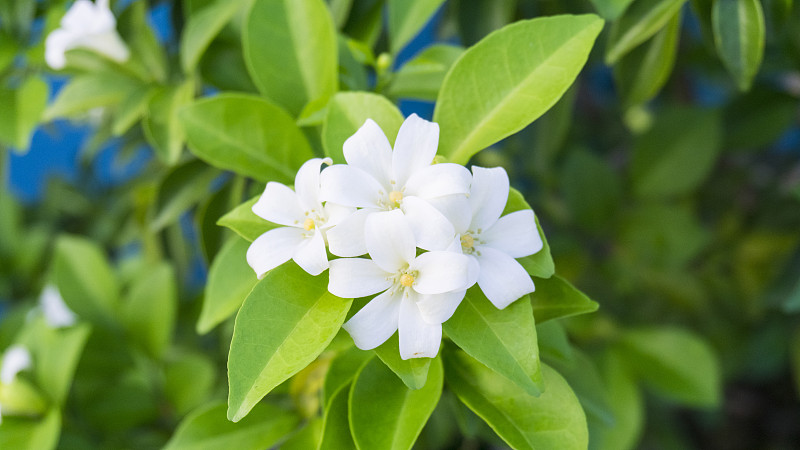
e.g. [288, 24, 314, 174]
[530, 275, 599, 324]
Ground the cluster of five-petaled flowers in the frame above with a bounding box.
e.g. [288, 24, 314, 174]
[247, 114, 544, 360]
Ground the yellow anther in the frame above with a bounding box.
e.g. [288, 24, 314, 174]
[460, 234, 474, 249]
[303, 218, 315, 231]
[400, 273, 415, 287]
[389, 190, 403, 204]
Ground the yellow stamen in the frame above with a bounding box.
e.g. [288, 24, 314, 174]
[303, 218, 315, 231]
[400, 273, 415, 287]
[460, 234, 474, 249]
[389, 190, 403, 205]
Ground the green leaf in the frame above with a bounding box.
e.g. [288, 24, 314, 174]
[536, 320, 574, 363]
[121, 262, 177, 359]
[181, 0, 246, 72]
[165, 402, 299, 450]
[388, 44, 463, 101]
[43, 73, 141, 121]
[530, 275, 599, 324]
[631, 107, 722, 198]
[0, 409, 61, 450]
[322, 345, 372, 407]
[349, 356, 443, 450]
[164, 351, 217, 416]
[180, 93, 313, 183]
[712, 0, 765, 90]
[53, 235, 119, 326]
[322, 92, 404, 164]
[444, 287, 542, 396]
[388, 0, 446, 53]
[503, 188, 555, 279]
[319, 383, 356, 450]
[373, 332, 432, 390]
[151, 159, 221, 232]
[560, 149, 622, 230]
[112, 86, 156, 136]
[217, 196, 279, 242]
[29, 320, 92, 405]
[197, 237, 258, 334]
[243, 0, 338, 116]
[122, 0, 169, 83]
[605, 0, 686, 64]
[444, 348, 588, 450]
[590, 0, 636, 20]
[614, 12, 681, 107]
[545, 348, 614, 427]
[617, 326, 721, 406]
[227, 263, 352, 421]
[281, 419, 322, 450]
[434, 14, 603, 164]
[143, 80, 196, 166]
[0, 76, 47, 151]
[591, 350, 644, 450]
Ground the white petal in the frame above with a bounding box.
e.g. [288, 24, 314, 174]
[326, 208, 372, 257]
[328, 258, 393, 298]
[401, 196, 455, 251]
[398, 294, 442, 360]
[320, 164, 385, 209]
[1, 346, 32, 385]
[391, 114, 439, 187]
[343, 119, 393, 186]
[294, 158, 331, 213]
[411, 251, 472, 295]
[482, 210, 543, 258]
[404, 163, 471, 199]
[77, 30, 129, 63]
[62, 0, 112, 31]
[292, 230, 328, 276]
[343, 289, 402, 350]
[475, 246, 535, 309]
[415, 289, 467, 324]
[365, 210, 416, 273]
[322, 202, 356, 229]
[469, 166, 510, 232]
[246, 227, 306, 278]
[252, 182, 305, 226]
[44, 29, 72, 69]
[425, 194, 472, 233]
[40, 285, 77, 328]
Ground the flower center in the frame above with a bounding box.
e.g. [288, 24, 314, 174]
[399, 273, 415, 287]
[303, 218, 315, 231]
[460, 234, 474, 250]
[389, 190, 403, 205]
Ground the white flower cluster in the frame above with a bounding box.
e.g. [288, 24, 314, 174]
[247, 115, 543, 359]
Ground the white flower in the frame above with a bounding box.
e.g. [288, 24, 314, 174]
[328, 210, 477, 359]
[447, 166, 543, 309]
[0, 345, 32, 425]
[45, 0, 130, 70]
[39, 285, 77, 328]
[320, 114, 471, 256]
[247, 158, 355, 277]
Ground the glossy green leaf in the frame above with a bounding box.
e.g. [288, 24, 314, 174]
[434, 14, 603, 164]
[181, 0, 245, 72]
[227, 263, 352, 421]
[388, 44, 463, 101]
[591, 350, 644, 450]
[712, 0, 765, 90]
[618, 326, 721, 406]
[322, 92, 404, 164]
[373, 332, 431, 390]
[615, 12, 681, 107]
[349, 356, 443, 450]
[29, 320, 92, 405]
[165, 402, 299, 450]
[180, 93, 313, 183]
[546, 349, 614, 426]
[590, 0, 636, 20]
[503, 188, 554, 279]
[143, 80, 195, 166]
[112, 85, 156, 136]
[281, 419, 322, 450]
[530, 275, 599, 324]
[164, 352, 217, 416]
[0, 76, 47, 151]
[121, 262, 177, 359]
[197, 237, 258, 334]
[217, 196, 279, 242]
[53, 235, 119, 326]
[123, 0, 169, 83]
[319, 383, 356, 450]
[443, 287, 542, 396]
[632, 107, 722, 198]
[605, 0, 686, 64]
[0, 409, 61, 450]
[151, 159, 221, 232]
[444, 348, 588, 450]
[243, 0, 337, 116]
[388, 0, 446, 53]
[43, 73, 141, 121]
[536, 320, 574, 363]
[322, 346, 372, 407]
